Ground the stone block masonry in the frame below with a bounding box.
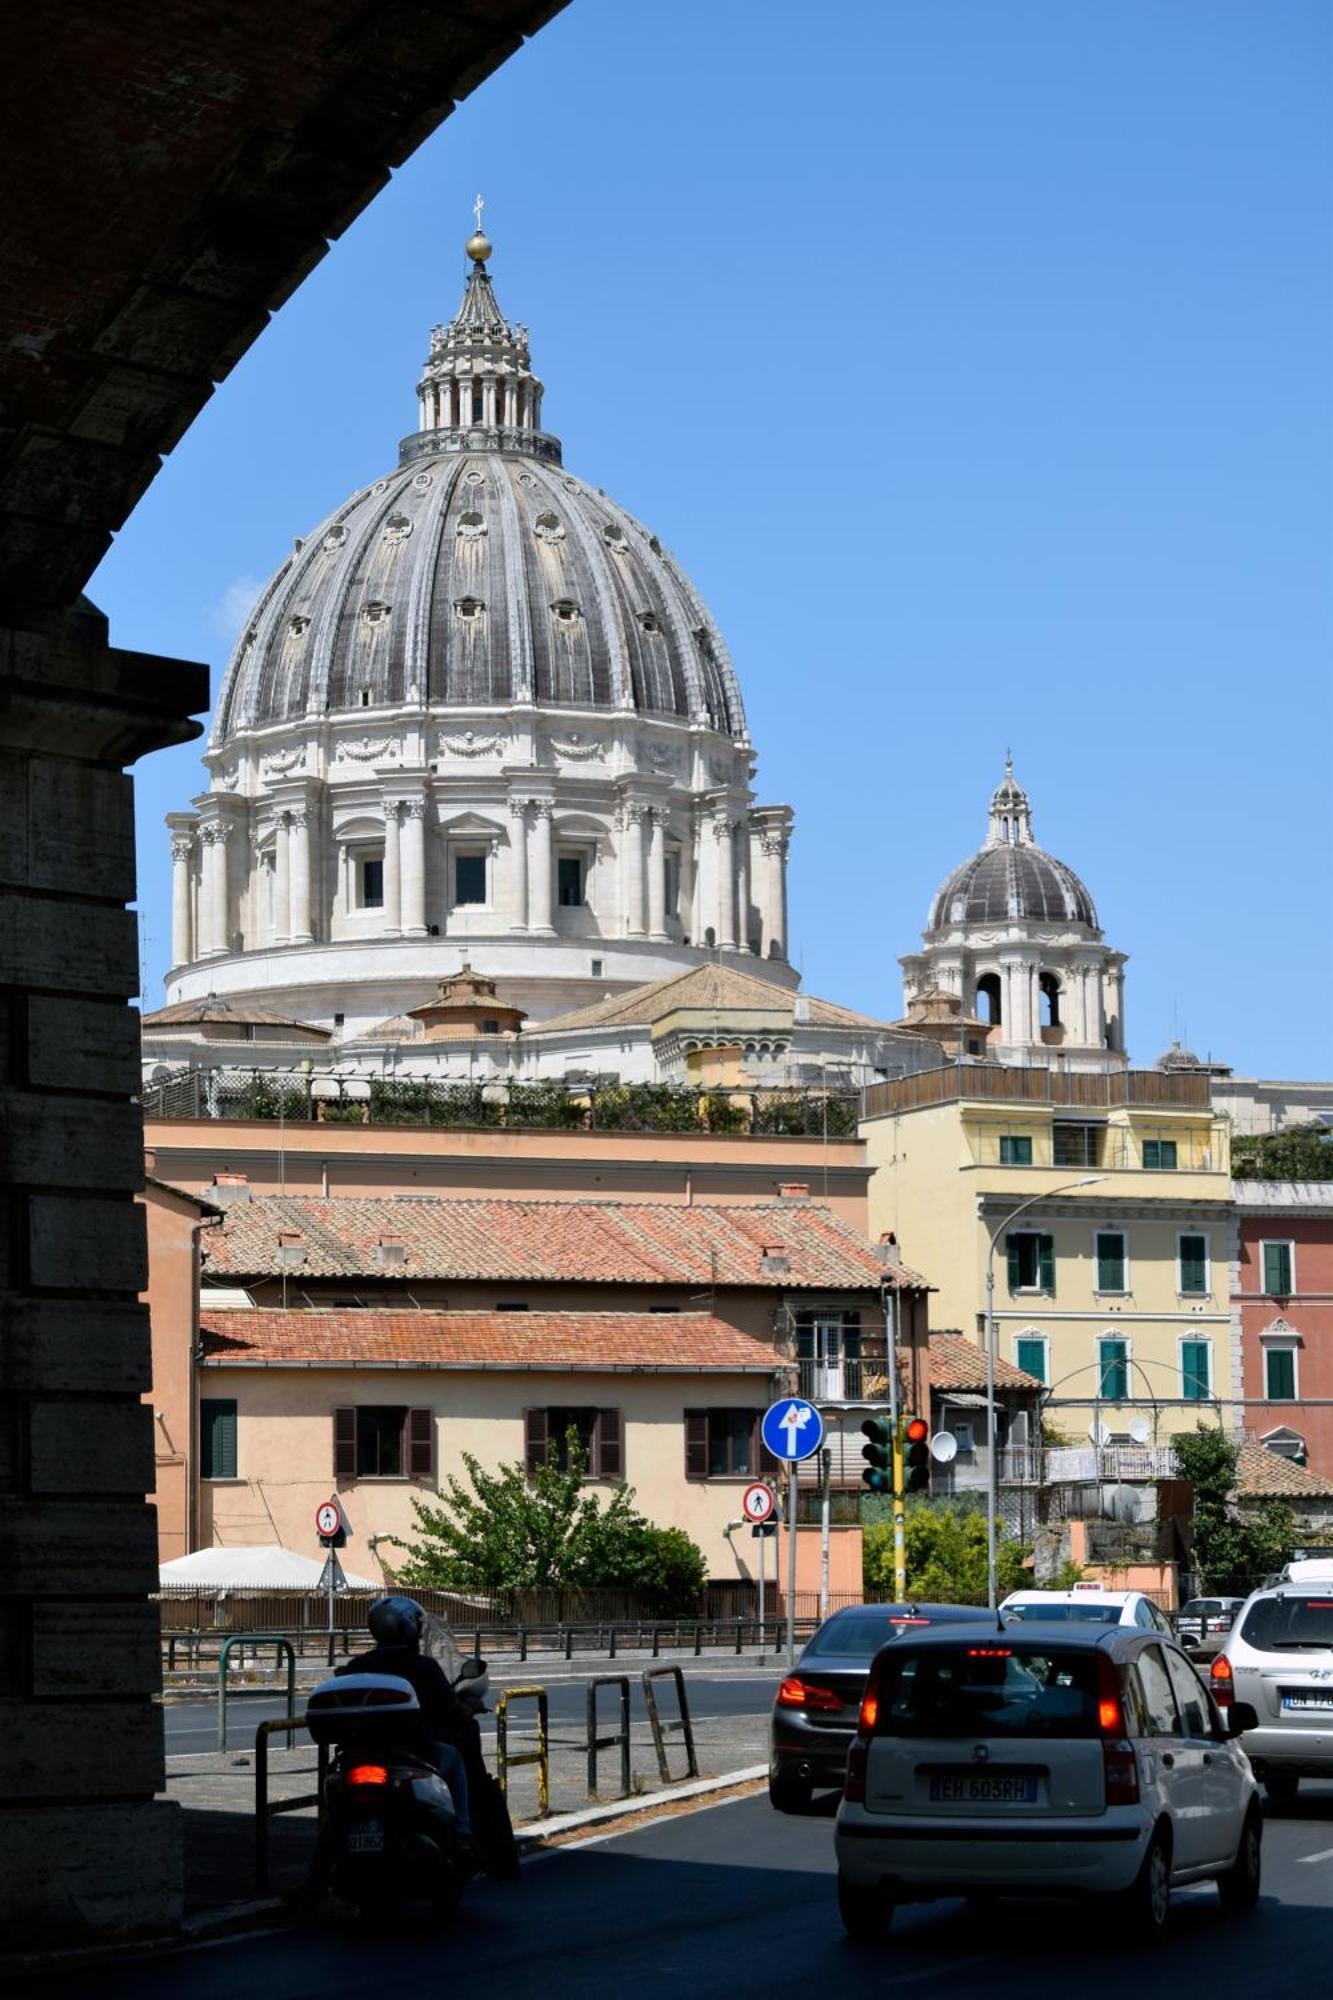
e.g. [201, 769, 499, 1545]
[0, 607, 206, 1944]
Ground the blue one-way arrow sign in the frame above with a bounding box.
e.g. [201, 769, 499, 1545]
[761, 1396, 825, 1463]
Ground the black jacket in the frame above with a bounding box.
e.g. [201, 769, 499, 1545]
[336, 1643, 465, 1742]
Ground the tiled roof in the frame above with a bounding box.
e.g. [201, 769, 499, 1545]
[140, 998, 330, 1034]
[201, 1194, 912, 1291]
[532, 963, 896, 1038]
[200, 1309, 779, 1372]
[929, 1333, 1043, 1394]
[1235, 1441, 1333, 1500]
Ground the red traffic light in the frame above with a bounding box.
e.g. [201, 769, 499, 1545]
[904, 1417, 929, 1443]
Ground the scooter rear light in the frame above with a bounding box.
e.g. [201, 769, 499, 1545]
[346, 1764, 389, 1787]
[1210, 1654, 1235, 1710]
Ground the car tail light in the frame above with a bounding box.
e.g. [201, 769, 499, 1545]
[776, 1676, 843, 1712]
[1210, 1654, 1234, 1709]
[1096, 1652, 1139, 1805]
[346, 1764, 389, 1787]
[844, 1736, 869, 1803]
[859, 1691, 879, 1730]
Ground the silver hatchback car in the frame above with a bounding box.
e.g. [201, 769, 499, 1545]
[1216, 1567, 1333, 1806]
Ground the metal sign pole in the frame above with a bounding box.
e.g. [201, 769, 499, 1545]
[758, 1517, 766, 1651]
[819, 1445, 832, 1623]
[785, 1459, 798, 1670]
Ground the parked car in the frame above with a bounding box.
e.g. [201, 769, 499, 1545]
[1214, 1564, 1333, 1807]
[769, 1602, 986, 1812]
[1176, 1597, 1245, 1655]
[834, 1622, 1261, 1942]
[1002, 1587, 1174, 1633]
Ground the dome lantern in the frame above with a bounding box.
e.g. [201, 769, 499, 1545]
[414, 207, 545, 444]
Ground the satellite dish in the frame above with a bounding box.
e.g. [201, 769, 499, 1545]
[1088, 1419, 1107, 1446]
[1128, 1416, 1152, 1445]
[930, 1431, 959, 1465]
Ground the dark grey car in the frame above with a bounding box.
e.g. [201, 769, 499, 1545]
[769, 1602, 989, 1812]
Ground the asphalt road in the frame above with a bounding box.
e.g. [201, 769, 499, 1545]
[24, 1783, 1333, 1997]
[164, 1663, 784, 1753]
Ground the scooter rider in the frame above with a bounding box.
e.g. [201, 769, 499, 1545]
[336, 1594, 472, 1837]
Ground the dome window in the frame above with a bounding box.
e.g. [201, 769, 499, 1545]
[383, 513, 413, 543]
[322, 524, 348, 551]
[638, 612, 660, 634]
[533, 512, 565, 545]
[457, 510, 487, 541]
[602, 524, 626, 549]
[361, 600, 391, 626]
[551, 599, 581, 624]
[454, 596, 485, 620]
[288, 615, 310, 637]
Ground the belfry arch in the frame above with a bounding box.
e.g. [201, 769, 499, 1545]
[0, 0, 566, 1946]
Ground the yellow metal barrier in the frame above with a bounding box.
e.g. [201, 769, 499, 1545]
[495, 1685, 550, 1819]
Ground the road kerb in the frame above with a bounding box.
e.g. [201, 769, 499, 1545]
[515, 1764, 769, 1850]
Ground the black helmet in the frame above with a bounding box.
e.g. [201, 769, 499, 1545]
[367, 1594, 425, 1648]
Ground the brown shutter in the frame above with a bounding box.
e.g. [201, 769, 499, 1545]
[755, 1410, 779, 1476]
[597, 1408, 624, 1481]
[334, 1406, 357, 1481]
[685, 1408, 708, 1481]
[407, 1408, 434, 1480]
[524, 1407, 549, 1475]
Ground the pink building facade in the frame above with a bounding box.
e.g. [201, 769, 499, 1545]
[1233, 1182, 1333, 1479]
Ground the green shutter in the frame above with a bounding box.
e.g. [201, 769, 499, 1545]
[1182, 1342, 1209, 1400]
[1179, 1235, 1208, 1295]
[1266, 1349, 1296, 1400]
[1263, 1243, 1293, 1295]
[1016, 1337, 1046, 1383]
[1099, 1341, 1128, 1400]
[1007, 1235, 1021, 1289]
[1097, 1232, 1125, 1291]
[1037, 1234, 1055, 1292]
[201, 1399, 237, 1480]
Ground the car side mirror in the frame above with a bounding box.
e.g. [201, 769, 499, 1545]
[1228, 1702, 1258, 1737]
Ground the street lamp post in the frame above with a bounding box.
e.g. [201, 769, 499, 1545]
[983, 1174, 1106, 1610]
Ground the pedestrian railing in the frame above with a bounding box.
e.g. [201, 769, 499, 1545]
[495, 1685, 550, 1818]
[218, 1634, 295, 1751]
[642, 1666, 698, 1786]
[254, 1713, 327, 1895]
[585, 1675, 633, 1801]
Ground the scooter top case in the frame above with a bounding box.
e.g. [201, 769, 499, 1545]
[306, 1673, 422, 1749]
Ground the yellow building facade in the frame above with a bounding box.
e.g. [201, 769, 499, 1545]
[863, 1066, 1234, 1455]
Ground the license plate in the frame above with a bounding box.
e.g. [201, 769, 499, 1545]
[929, 1774, 1039, 1804]
[1281, 1693, 1333, 1711]
[347, 1820, 385, 1853]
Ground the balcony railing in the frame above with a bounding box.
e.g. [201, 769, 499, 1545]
[797, 1358, 865, 1403]
[140, 1068, 862, 1139]
[863, 1064, 1211, 1119]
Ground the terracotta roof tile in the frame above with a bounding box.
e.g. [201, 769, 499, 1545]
[532, 963, 898, 1037]
[929, 1333, 1043, 1394]
[201, 1194, 915, 1292]
[1235, 1441, 1333, 1500]
[200, 1308, 779, 1372]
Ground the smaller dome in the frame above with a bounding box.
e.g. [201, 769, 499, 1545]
[927, 760, 1098, 932]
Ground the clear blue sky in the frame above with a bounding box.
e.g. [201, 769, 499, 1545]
[92, 0, 1331, 1079]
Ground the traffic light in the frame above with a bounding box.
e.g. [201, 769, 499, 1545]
[860, 1416, 893, 1492]
[903, 1416, 931, 1494]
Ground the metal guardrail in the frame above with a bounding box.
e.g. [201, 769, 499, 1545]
[642, 1665, 698, 1785]
[217, 1633, 295, 1751]
[585, 1676, 632, 1801]
[254, 1713, 327, 1895]
[495, 1685, 550, 1818]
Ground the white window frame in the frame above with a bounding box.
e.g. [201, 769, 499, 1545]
[1259, 1238, 1296, 1297]
[1176, 1229, 1212, 1300]
[1096, 1331, 1132, 1402]
[1013, 1330, 1049, 1384]
[1261, 1335, 1300, 1403]
[1177, 1334, 1213, 1402]
[1093, 1226, 1130, 1296]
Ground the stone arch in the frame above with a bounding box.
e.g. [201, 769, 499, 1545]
[976, 971, 1002, 1025]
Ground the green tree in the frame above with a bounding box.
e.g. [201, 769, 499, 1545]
[1172, 1426, 1296, 1594]
[400, 1433, 706, 1610]
[1231, 1123, 1333, 1184]
[863, 1502, 1029, 1604]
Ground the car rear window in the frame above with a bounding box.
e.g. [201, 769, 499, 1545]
[873, 1645, 1102, 1738]
[1240, 1595, 1333, 1651]
[1004, 1603, 1121, 1625]
[804, 1614, 936, 1659]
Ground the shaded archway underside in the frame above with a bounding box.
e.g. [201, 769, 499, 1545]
[0, 0, 567, 617]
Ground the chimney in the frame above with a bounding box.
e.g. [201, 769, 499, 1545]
[376, 1235, 407, 1269]
[209, 1173, 250, 1206]
[777, 1182, 809, 1202]
[277, 1229, 306, 1269]
[879, 1229, 900, 1265]
[760, 1241, 790, 1277]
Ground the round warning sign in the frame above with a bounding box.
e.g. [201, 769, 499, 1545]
[315, 1499, 343, 1539]
[742, 1482, 776, 1524]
